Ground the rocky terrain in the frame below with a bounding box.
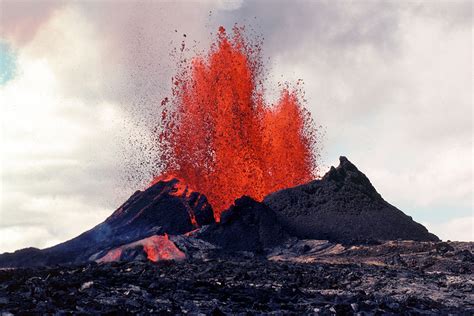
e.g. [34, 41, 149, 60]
[1, 241, 472, 315]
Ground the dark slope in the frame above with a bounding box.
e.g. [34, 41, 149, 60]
[264, 156, 439, 243]
[196, 196, 289, 252]
[0, 179, 214, 267]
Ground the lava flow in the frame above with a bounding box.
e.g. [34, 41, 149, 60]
[154, 26, 320, 220]
[97, 235, 186, 263]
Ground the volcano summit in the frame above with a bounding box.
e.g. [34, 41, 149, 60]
[265, 156, 439, 243]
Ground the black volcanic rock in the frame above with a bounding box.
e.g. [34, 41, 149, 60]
[196, 196, 289, 252]
[263, 156, 439, 243]
[1, 241, 472, 314]
[0, 179, 214, 267]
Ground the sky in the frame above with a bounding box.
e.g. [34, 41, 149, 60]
[0, 0, 472, 252]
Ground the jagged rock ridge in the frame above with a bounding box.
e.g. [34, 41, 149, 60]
[264, 156, 439, 243]
[195, 196, 289, 252]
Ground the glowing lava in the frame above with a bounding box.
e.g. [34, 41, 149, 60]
[154, 26, 319, 220]
[97, 234, 186, 263]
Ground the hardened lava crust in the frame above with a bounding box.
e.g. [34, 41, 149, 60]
[1, 241, 472, 315]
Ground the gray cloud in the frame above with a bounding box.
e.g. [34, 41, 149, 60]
[217, 1, 401, 57]
[0, 0, 65, 46]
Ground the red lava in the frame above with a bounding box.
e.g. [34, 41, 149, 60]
[154, 26, 319, 220]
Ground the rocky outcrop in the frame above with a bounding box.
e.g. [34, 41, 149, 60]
[264, 156, 439, 243]
[196, 196, 289, 252]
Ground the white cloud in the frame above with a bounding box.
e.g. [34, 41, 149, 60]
[424, 216, 474, 242]
[216, 0, 243, 11]
[0, 194, 109, 252]
[0, 6, 134, 253]
[0, 226, 63, 252]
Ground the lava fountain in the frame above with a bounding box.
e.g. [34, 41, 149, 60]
[153, 26, 320, 220]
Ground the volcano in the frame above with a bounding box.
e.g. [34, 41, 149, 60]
[0, 157, 438, 268]
[2, 158, 470, 315]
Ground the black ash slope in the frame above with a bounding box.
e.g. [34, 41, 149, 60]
[0, 179, 214, 267]
[264, 156, 438, 243]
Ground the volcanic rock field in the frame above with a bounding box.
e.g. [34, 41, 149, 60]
[1, 157, 472, 315]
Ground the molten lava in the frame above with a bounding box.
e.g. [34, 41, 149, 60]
[97, 235, 186, 263]
[154, 26, 319, 220]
